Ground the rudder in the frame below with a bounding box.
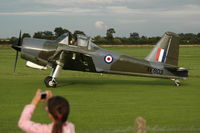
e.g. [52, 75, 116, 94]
[145, 32, 179, 66]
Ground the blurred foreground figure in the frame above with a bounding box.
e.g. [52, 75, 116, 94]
[134, 117, 147, 133]
[18, 89, 75, 133]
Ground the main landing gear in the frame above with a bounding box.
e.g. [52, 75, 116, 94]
[171, 79, 181, 86]
[44, 64, 62, 88]
[44, 76, 57, 88]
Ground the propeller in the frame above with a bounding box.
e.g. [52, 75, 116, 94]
[12, 31, 22, 72]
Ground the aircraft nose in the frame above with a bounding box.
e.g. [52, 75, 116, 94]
[11, 30, 22, 52]
[11, 45, 21, 51]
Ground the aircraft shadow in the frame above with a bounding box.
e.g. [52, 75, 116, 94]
[58, 78, 177, 87]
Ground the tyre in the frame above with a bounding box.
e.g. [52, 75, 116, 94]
[44, 76, 57, 88]
[175, 80, 181, 87]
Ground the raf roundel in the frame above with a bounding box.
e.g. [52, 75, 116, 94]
[104, 55, 113, 64]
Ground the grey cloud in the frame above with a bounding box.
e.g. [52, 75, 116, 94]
[0, 0, 200, 38]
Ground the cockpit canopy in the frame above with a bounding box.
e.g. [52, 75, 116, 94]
[58, 33, 90, 47]
[77, 35, 89, 47]
[57, 33, 100, 51]
[57, 33, 69, 45]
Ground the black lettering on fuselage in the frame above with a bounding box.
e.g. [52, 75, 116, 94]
[148, 67, 163, 75]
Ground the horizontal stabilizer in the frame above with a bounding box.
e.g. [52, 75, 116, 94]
[177, 67, 188, 72]
[165, 66, 188, 78]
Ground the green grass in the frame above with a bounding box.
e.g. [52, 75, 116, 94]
[0, 46, 200, 133]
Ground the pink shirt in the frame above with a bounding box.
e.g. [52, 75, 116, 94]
[18, 104, 75, 133]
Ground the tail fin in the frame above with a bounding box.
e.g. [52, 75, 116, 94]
[145, 32, 179, 66]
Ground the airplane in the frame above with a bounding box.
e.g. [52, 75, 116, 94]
[11, 31, 188, 88]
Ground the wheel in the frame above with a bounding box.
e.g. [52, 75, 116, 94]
[44, 76, 57, 88]
[174, 80, 181, 87]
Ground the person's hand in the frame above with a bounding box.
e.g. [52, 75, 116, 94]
[31, 89, 53, 106]
[31, 89, 42, 106]
[45, 90, 53, 102]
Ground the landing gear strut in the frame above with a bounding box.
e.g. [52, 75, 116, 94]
[44, 64, 62, 88]
[171, 79, 181, 86]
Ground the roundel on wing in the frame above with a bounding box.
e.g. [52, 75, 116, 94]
[104, 54, 113, 64]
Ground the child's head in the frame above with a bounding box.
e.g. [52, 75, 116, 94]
[47, 96, 70, 133]
[134, 117, 147, 133]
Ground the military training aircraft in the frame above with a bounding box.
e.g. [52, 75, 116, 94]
[12, 32, 188, 88]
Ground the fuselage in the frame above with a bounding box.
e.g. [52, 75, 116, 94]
[20, 37, 187, 80]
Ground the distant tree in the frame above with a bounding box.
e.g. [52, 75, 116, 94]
[130, 32, 140, 40]
[54, 27, 71, 37]
[9, 37, 18, 45]
[141, 36, 147, 39]
[197, 33, 200, 38]
[179, 33, 196, 40]
[137, 36, 147, 44]
[93, 35, 108, 44]
[147, 36, 161, 44]
[33, 31, 55, 40]
[120, 37, 131, 44]
[33, 32, 43, 39]
[106, 28, 116, 41]
[22, 33, 31, 39]
[93, 35, 101, 41]
[178, 33, 199, 44]
[73, 30, 86, 36]
[113, 38, 122, 44]
[93, 35, 102, 43]
[43, 31, 55, 40]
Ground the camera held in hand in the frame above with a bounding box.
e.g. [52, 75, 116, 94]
[41, 92, 47, 99]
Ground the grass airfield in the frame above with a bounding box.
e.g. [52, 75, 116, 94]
[0, 46, 200, 133]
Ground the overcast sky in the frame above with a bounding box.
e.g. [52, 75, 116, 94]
[0, 0, 200, 38]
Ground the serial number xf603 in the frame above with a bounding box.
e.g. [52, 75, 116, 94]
[148, 67, 164, 75]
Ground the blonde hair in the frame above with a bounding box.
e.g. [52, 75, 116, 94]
[134, 117, 147, 133]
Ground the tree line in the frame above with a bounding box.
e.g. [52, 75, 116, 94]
[1, 27, 200, 45]
[94, 28, 200, 45]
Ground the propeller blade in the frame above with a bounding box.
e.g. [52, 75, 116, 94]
[18, 30, 22, 46]
[13, 30, 22, 72]
[13, 51, 19, 72]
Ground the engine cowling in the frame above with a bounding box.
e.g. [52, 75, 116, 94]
[21, 38, 57, 66]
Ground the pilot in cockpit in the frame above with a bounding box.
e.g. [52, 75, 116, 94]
[69, 34, 77, 46]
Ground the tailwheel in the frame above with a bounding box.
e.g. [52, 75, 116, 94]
[175, 80, 181, 86]
[171, 79, 181, 87]
[44, 76, 57, 88]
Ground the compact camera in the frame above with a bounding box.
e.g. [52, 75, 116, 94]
[41, 92, 47, 99]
